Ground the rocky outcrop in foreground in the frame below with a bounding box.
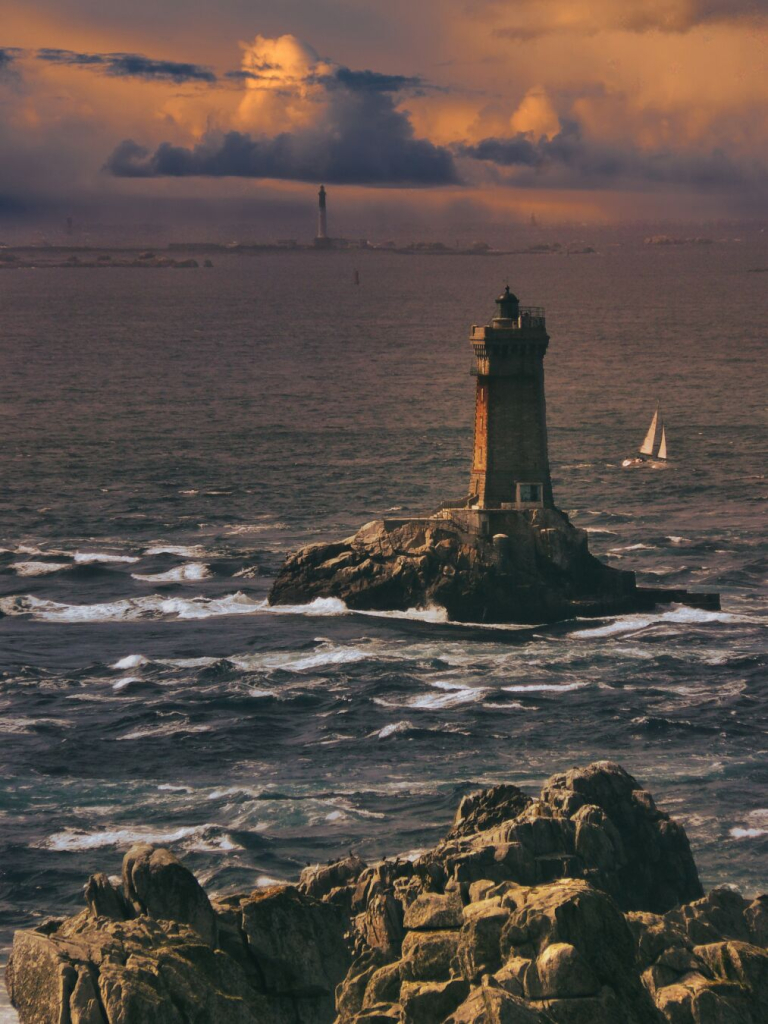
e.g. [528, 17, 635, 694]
[269, 513, 719, 624]
[7, 763, 766, 1024]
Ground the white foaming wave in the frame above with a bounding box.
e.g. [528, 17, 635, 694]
[112, 676, 143, 691]
[248, 687, 278, 698]
[132, 563, 211, 582]
[357, 605, 449, 624]
[144, 543, 207, 557]
[111, 654, 150, 669]
[502, 681, 586, 693]
[373, 720, 414, 739]
[0, 591, 267, 623]
[730, 827, 767, 840]
[584, 528, 618, 536]
[263, 597, 350, 616]
[609, 543, 653, 552]
[117, 722, 212, 741]
[11, 561, 70, 576]
[572, 605, 748, 640]
[409, 680, 487, 710]
[38, 823, 237, 853]
[667, 536, 692, 545]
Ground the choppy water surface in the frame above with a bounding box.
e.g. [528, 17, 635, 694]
[0, 236, 766, 1006]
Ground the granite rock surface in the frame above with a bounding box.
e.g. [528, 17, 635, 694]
[268, 512, 715, 624]
[8, 762, 765, 1024]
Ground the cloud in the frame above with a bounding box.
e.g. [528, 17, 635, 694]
[35, 48, 217, 83]
[104, 91, 458, 185]
[492, 0, 768, 38]
[103, 34, 457, 186]
[459, 119, 765, 190]
[323, 67, 426, 93]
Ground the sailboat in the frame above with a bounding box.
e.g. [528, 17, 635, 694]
[622, 405, 669, 467]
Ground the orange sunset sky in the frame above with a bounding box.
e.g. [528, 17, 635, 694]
[1, 0, 767, 231]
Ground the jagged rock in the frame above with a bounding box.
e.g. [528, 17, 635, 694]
[400, 978, 470, 1023]
[7, 762, 766, 1024]
[122, 843, 217, 943]
[448, 786, 533, 840]
[446, 983, 550, 1023]
[83, 873, 129, 921]
[269, 512, 717, 624]
[403, 891, 464, 931]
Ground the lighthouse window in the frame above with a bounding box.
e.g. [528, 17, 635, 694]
[518, 483, 542, 503]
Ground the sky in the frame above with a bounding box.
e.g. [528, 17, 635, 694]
[2, 0, 768, 235]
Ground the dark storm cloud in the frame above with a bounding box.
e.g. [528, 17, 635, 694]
[0, 47, 24, 77]
[459, 120, 764, 189]
[323, 67, 425, 93]
[105, 89, 458, 186]
[36, 48, 217, 83]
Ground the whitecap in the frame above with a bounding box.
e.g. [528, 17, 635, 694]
[11, 561, 70, 576]
[409, 681, 487, 710]
[0, 591, 267, 623]
[667, 536, 692, 545]
[263, 597, 350, 617]
[38, 824, 219, 852]
[501, 682, 586, 693]
[112, 676, 143, 691]
[111, 654, 150, 669]
[608, 543, 653, 552]
[144, 543, 207, 557]
[373, 720, 414, 739]
[584, 528, 618, 536]
[572, 606, 744, 639]
[730, 827, 767, 840]
[132, 563, 211, 582]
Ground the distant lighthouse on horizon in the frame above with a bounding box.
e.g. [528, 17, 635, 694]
[314, 185, 331, 248]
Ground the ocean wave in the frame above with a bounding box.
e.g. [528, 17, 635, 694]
[609, 543, 653, 552]
[112, 676, 144, 691]
[37, 823, 237, 853]
[501, 682, 586, 693]
[143, 543, 207, 557]
[584, 528, 618, 536]
[0, 591, 267, 623]
[73, 552, 139, 564]
[10, 561, 71, 576]
[730, 827, 767, 840]
[117, 721, 212, 741]
[132, 562, 211, 582]
[572, 605, 748, 639]
[373, 720, 414, 739]
[0, 716, 71, 734]
[408, 681, 487, 710]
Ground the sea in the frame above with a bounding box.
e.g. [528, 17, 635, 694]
[0, 232, 766, 1018]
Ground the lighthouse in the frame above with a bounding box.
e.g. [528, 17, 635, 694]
[468, 286, 553, 509]
[314, 185, 330, 248]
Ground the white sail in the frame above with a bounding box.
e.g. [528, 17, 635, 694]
[639, 406, 658, 456]
[657, 424, 667, 461]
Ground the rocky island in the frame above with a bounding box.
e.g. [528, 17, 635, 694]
[270, 288, 719, 623]
[7, 762, 766, 1023]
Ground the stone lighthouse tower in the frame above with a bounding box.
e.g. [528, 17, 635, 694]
[468, 286, 553, 509]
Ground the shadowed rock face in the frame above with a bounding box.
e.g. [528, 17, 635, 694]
[6, 763, 766, 1024]
[268, 513, 715, 624]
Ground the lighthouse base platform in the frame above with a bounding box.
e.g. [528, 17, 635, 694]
[268, 507, 720, 624]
